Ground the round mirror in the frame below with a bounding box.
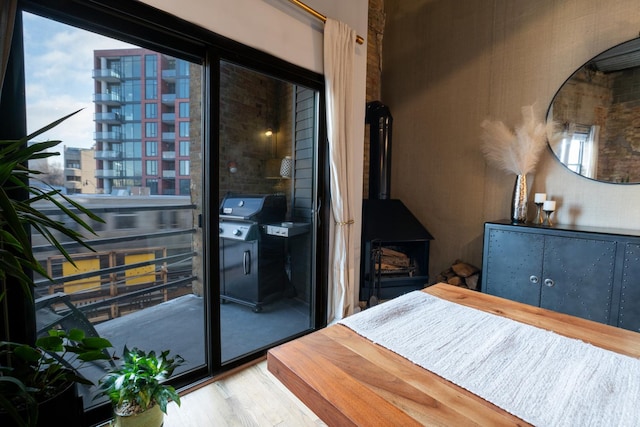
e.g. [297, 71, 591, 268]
[548, 38, 640, 184]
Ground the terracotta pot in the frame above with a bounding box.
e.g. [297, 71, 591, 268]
[114, 404, 164, 427]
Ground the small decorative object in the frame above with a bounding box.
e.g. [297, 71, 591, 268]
[543, 200, 556, 226]
[480, 105, 558, 224]
[280, 155, 293, 178]
[97, 346, 184, 427]
[534, 193, 546, 224]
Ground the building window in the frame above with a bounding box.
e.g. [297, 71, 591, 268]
[145, 122, 157, 137]
[145, 79, 157, 100]
[179, 121, 189, 137]
[145, 103, 157, 119]
[179, 140, 189, 156]
[179, 179, 190, 195]
[179, 160, 189, 176]
[146, 160, 158, 176]
[145, 54, 157, 78]
[146, 141, 158, 156]
[179, 102, 189, 118]
[146, 178, 158, 195]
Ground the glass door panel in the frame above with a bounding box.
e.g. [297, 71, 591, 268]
[23, 12, 205, 410]
[218, 61, 317, 363]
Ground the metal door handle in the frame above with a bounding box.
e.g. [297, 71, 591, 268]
[243, 250, 251, 275]
[544, 278, 554, 287]
[529, 275, 539, 284]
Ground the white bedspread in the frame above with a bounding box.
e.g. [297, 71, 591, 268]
[339, 291, 640, 427]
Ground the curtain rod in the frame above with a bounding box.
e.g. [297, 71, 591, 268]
[287, 0, 364, 45]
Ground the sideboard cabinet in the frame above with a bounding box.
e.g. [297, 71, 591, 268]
[481, 220, 640, 332]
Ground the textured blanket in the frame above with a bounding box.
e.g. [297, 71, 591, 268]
[339, 291, 640, 426]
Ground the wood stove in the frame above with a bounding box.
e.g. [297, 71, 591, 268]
[360, 102, 434, 302]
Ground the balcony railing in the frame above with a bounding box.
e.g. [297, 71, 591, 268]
[94, 150, 122, 160]
[162, 151, 176, 160]
[94, 112, 122, 123]
[95, 169, 119, 178]
[161, 112, 176, 122]
[162, 132, 176, 141]
[92, 68, 122, 81]
[161, 94, 176, 104]
[94, 131, 122, 142]
[163, 170, 176, 178]
[93, 92, 122, 105]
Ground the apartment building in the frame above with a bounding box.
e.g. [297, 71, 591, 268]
[92, 48, 191, 196]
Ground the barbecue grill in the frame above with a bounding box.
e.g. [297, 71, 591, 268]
[219, 193, 288, 312]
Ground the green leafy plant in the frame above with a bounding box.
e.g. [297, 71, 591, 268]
[97, 346, 184, 416]
[0, 328, 113, 426]
[0, 109, 103, 303]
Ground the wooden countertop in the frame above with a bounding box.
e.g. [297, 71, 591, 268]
[267, 283, 640, 426]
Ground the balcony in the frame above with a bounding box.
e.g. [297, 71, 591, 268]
[94, 131, 122, 142]
[94, 112, 122, 124]
[163, 170, 176, 178]
[92, 68, 122, 82]
[162, 151, 176, 160]
[93, 92, 122, 106]
[161, 69, 177, 81]
[162, 132, 176, 141]
[162, 112, 176, 123]
[161, 94, 176, 105]
[95, 150, 122, 160]
[95, 169, 119, 178]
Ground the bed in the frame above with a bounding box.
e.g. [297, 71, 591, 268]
[267, 283, 640, 426]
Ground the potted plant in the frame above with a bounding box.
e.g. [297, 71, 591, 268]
[0, 328, 112, 426]
[96, 346, 184, 427]
[0, 110, 108, 426]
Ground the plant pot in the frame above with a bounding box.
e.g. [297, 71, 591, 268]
[0, 381, 83, 427]
[114, 404, 164, 427]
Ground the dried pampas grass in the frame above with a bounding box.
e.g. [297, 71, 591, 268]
[480, 105, 556, 175]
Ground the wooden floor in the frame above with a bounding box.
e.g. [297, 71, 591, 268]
[162, 359, 326, 426]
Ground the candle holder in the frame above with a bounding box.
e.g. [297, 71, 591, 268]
[535, 202, 544, 224]
[543, 208, 555, 226]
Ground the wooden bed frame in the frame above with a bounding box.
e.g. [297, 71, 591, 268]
[267, 283, 640, 426]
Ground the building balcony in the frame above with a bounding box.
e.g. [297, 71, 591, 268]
[64, 168, 81, 177]
[95, 169, 119, 178]
[95, 150, 122, 160]
[64, 181, 82, 190]
[94, 131, 122, 142]
[162, 112, 176, 123]
[162, 151, 176, 160]
[161, 94, 176, 105]
[162, 170, 176, 178]
[161, 69, 176, 81]
[162, 132, 176, 141]
[94, 112, 122, 124]
[92, 68, 122, 82]
[93, 92, 122, 105]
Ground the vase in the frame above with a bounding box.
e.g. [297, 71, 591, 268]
[511, 174, 527, 224]
[114, 404, 164, 427]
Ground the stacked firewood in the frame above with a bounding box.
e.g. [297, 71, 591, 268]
[375, 247, 410, 272]
[435, 259, 481, 291]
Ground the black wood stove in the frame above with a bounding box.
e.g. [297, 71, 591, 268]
[361, 102, 434, 303]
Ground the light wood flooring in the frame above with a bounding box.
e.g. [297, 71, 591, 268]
[162, 358, 326, 426]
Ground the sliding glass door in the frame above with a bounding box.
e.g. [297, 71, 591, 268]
[218, 61, 319, 363]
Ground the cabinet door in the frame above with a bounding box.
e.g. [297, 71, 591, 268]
[483, 228, 544, 306]
[619, 243, 640, 332]
[541, 236, 616, 323]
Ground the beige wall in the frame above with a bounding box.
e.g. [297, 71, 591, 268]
[382, 0, 640, 281]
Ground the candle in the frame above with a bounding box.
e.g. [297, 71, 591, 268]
[543, 200, 556, 211]
[534, 193, 546, 203]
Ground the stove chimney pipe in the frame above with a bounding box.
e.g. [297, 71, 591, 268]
[366, 101, 393, 200]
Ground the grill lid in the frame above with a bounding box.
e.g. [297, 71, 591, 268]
[219, 193, 286, 223]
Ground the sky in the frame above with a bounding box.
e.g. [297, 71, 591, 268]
[23, 12, 135, 151]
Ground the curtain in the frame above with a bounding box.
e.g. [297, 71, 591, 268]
[323, 19, 356, 323]
[0, 0, 17, 98]
[584, 125, 600, 179]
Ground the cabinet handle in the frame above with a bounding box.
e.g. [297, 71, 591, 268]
[529, 275, 539, 284]
[544, 278, 554, 287]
